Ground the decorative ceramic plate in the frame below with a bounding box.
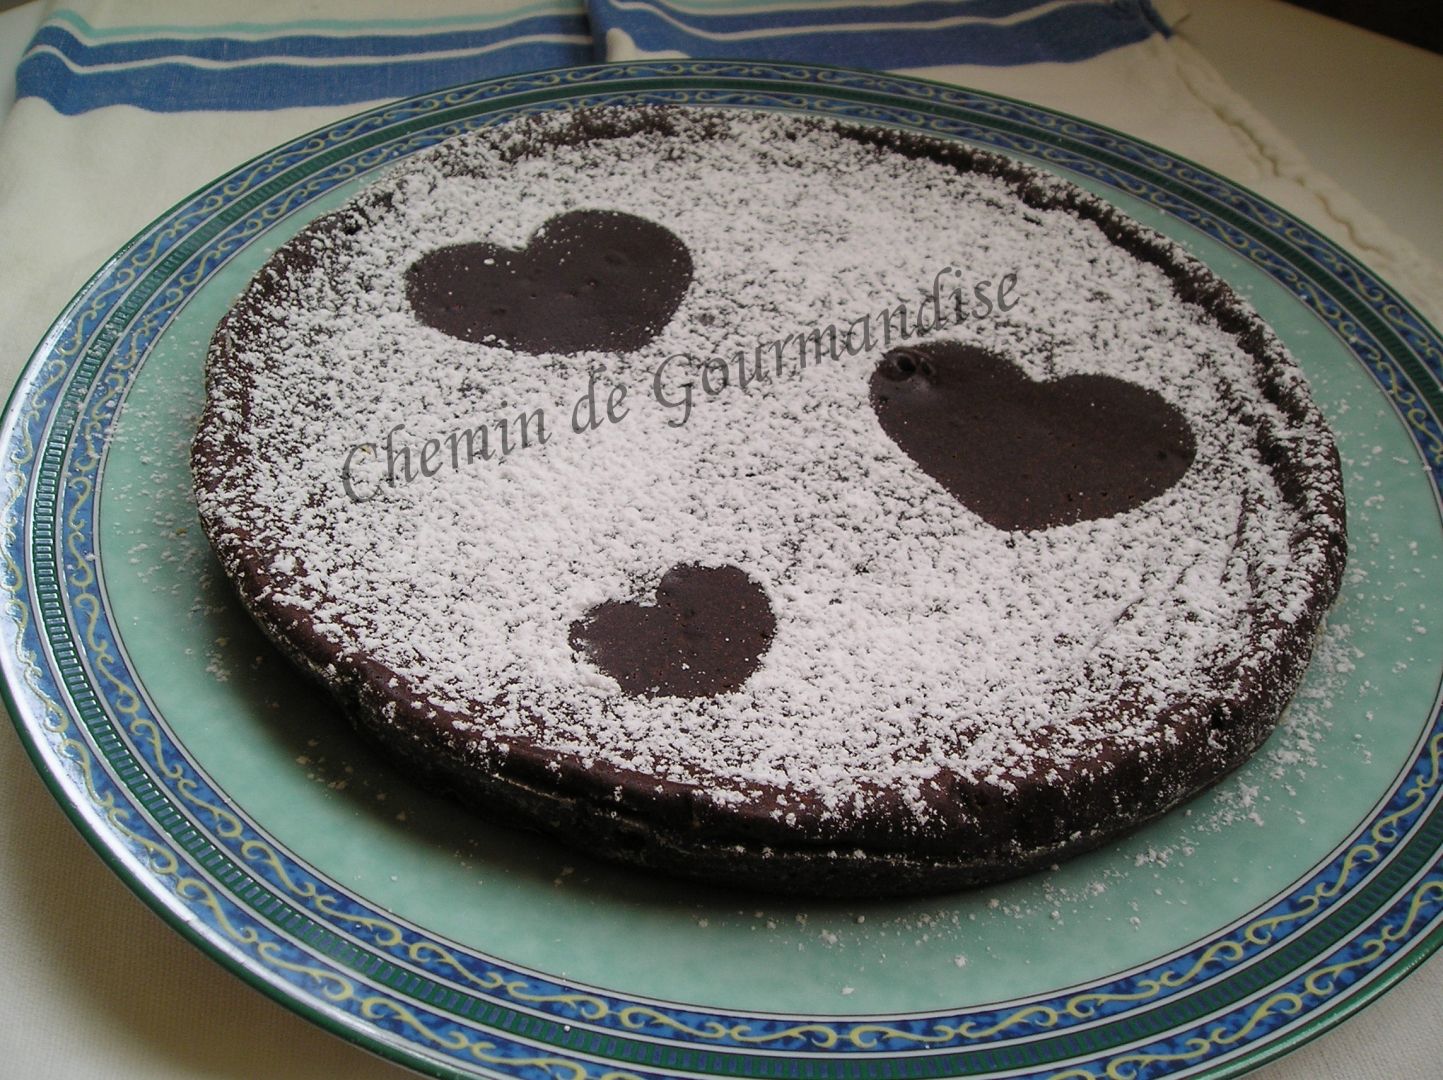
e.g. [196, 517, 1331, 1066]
[4, 62, 1441, 1080]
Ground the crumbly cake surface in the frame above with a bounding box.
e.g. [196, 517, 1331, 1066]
[192, 107, 1346, 894]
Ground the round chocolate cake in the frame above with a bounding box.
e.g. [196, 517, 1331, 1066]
[192, 106, 1346, 896]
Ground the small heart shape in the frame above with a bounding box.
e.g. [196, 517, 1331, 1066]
[869, 342, 1196, 531]
[570, 564, 776, 699]
[405, 209, 692, 355]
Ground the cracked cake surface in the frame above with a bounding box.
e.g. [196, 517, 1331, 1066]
[191, 106, 1346, 895]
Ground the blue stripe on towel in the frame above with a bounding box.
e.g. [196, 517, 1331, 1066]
[590, 0, 1169, 67]
[28, 17, 588, 66]
[600, 0, 1078, 36]
[17, 11, 593, 113]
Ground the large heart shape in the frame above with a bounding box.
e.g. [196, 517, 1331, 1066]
[869, 342, 1196, 531]
[405, 209, 692, 354]
[569, 564, 776, 699]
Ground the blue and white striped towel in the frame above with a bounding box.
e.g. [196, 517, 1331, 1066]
[589, 0, 1169, 69]
[13, 0, 1172, 115]
[17, 1, 593, 113]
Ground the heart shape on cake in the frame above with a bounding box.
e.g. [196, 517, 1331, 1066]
[405, 209, 692, 355]
[869, 341, 1196, 531]
[569, 564, 776, 699]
